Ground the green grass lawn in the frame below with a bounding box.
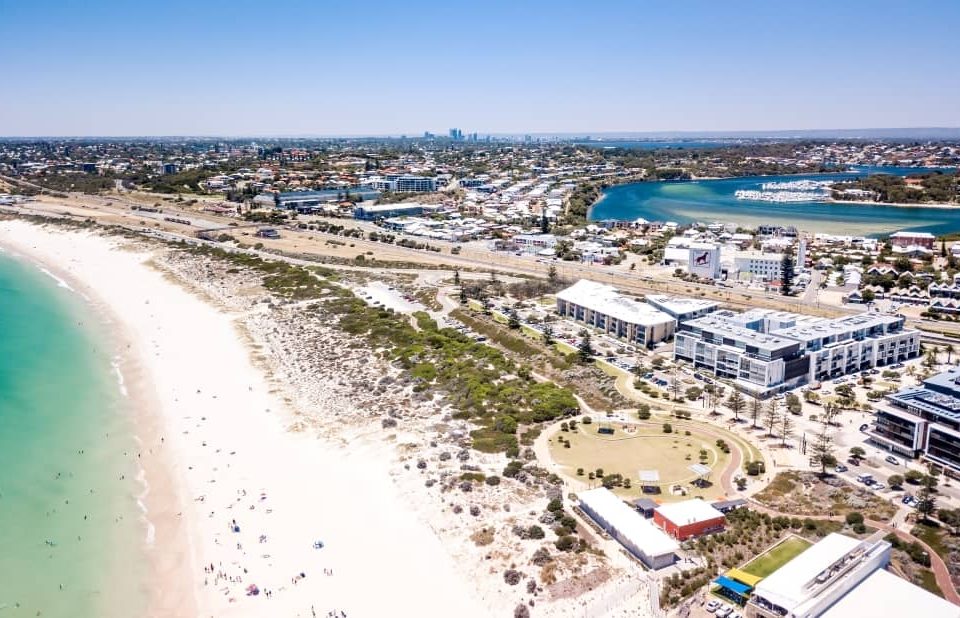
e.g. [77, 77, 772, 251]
[595, 358, 626, 377]
[548, 421, 731, 502]
[742, 536, 813, 578]
[917, 568, 945, 598]
[911, 521, 951, 561]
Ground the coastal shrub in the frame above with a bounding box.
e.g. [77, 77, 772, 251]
[528, 525, 545, 540]
[503, 461, 524, 478]
[845, 512, 864, 526]
[485, 475, 501, 486]
[180, 244, 581, 454]
[546, 498, 563, 513]
[555, 535, 577, 552]
[503, 569, 522, 586]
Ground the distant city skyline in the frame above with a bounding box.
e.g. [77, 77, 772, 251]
[1, 0, 958, 137]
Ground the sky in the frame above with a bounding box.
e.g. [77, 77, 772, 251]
[1, 0, 959, 137]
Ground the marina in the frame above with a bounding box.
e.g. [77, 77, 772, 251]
[591, 166, 960, 236]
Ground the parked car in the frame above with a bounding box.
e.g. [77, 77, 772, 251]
[902, 494, 915, 505]
[885, 455, 900, 465]
[859, 424, 869, 432]
[716, 606, 734, 618]
[872, 483, 886, 491]
[857, 474, 874, 483]
[835, 464, 848, 473]
[705, 600, 721, 613]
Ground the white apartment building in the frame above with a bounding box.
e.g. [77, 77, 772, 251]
[734, 250, 785, 282]
[674, 309, 919, 396]
[556, 280, 675, 348]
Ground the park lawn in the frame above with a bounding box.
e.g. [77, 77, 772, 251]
[742, 536, 813, 578]
[548, 421, 731, 502]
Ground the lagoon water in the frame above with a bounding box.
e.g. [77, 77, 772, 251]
[0, 251, 145, 616]
[590, 166, 960, 236]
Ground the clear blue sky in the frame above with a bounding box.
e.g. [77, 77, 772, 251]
[1, 0, 958, 136]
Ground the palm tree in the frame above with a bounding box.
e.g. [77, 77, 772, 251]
[947, 344, 955, 365]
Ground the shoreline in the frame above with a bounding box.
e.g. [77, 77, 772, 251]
[587, 166, 959, 221]
[0, 225, 196, 617]
[0, 220, 491, 617]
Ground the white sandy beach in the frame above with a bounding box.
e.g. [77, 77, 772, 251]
[0, 221, 488, 617]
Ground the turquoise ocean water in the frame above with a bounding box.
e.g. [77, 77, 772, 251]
[0, 250, 145, 616]
[590, 166, 960, 236]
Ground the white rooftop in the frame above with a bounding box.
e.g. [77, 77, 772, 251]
[821, 569, 960, 618]
[654, 499, 724, 526]
[753, 533, 857, 611]
[578, 488, 679, 557]
[891, 231, 935, 239]
[557, 280, 674, 328]
[646, 294, 719, 315]
[820, 568, 960, 618]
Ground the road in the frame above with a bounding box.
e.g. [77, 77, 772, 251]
[6, 189, 960, 342]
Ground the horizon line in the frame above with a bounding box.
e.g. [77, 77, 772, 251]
[2, 126, 960, 141]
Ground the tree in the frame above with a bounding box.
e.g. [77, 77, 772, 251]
[453, 268, 461, 287]
[917, 481, 938, 522]
[781, 253, 795, 295]
[577, 329, 594, 363]
[764, 399, 780, 437]
[785, 393, 802, 415]
[726, 390, 745, 422]
[686, 386, 702, 401]
[905, 469, 924, 484]
[750, 395, 763, 428]
[507, 308, 521, 330]
[459, 287, 468, 305]
[547, 264, 558, 283]
[779, 412, 795, 446]
[947, 344, 955, 364]
[542, 324, 554, 345]
[822, 403, 840, 426]
[810, 418, 836, 477]
[662, 423, 673, 434]
[888, 474, 904, 489]
[850, 446, 866, 460]
[540, 211, 550, 234]
[937, 508, 960, 535]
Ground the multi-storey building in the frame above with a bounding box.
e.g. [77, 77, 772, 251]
[555, 280, 675, 348]
[674, 313, 809, 396]
[674, 309, 919, 397]
[890, 231, 935, 249]
[870, 370, 960, 473]
[734, 251, 785, 282]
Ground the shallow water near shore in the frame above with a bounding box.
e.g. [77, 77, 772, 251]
[590, 165, 960, 236]
[0, 251, 146, 616]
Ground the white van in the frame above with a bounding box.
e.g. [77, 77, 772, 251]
[856, 473, 874, 484]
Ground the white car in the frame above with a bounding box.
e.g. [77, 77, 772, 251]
[705, 600, 720, 613]
[872, 483, 886, 491]
[716, 606, 734, 618]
